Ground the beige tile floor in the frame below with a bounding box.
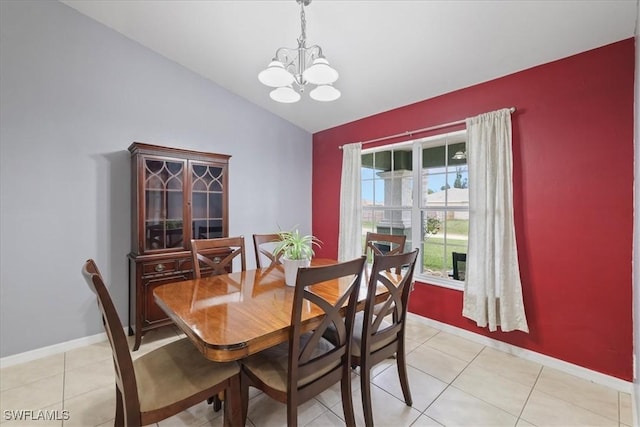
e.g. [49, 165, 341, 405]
[0, 316, 633, 427]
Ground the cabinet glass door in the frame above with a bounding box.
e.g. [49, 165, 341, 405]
[144, 158, 185, 251]
[191, 162, 225, 240]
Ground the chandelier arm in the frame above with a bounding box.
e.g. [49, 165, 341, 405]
[272, 44, 323, 87]
[304, 45, 323, 59]
[272, 47, 301, 85]
[273, 46, 297, 62]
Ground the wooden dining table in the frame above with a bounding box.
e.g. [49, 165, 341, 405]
[153, 258, 388, 362]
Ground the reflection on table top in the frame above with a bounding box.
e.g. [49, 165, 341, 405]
[153, 259, 389, 362]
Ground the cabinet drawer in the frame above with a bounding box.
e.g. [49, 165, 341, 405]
[142, 260, 178, 275]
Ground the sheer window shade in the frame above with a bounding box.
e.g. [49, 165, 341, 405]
[462, 109, 529, 332]
[338, 143, 362, 261]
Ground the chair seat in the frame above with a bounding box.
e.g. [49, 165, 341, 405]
[242, 334, 336, 393]
[325, 312, 394, 357]
[134, 338, 240, 412]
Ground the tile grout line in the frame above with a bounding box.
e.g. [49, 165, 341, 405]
[537, 366, 624, 424]
[515, 362, 544, 425]
[531, 380, 622, 424]
[417, 342, 487, 420]
[433, 345, 544, 426]
[7, 322, 627, 427]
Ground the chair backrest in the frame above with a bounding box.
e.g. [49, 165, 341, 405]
[452, 252, 467, 281]
[81, 260, 141, 422]
[252, 233, 283, 269]
[364, 232, 407, 261]
[191, 236, 246, 278]
[288, 256, 366, 403]
[362, 249, 419, 357]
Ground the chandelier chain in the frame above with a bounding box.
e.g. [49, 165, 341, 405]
[298, 1, 307, 47]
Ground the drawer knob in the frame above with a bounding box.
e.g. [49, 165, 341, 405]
[155, 263, 166, 272]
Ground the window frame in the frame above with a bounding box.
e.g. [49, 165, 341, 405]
[361, 129, 467, 291]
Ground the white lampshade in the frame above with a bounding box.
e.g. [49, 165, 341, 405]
[270, 85, 301, 103]
[452, 151, 467, 160]
[309, 84, 341, 102]
[302, 57, 339, 85]
[258, 61, 295, 87]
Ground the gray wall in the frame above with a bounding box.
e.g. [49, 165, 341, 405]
[0, 1, 312, 358]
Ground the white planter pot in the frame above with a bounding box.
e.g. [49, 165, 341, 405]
[282, 257, 311, 286]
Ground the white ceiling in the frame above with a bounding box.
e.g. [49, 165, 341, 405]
[61, 0, 637, 134]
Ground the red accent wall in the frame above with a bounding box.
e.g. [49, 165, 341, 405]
[312, 39, 635, 380]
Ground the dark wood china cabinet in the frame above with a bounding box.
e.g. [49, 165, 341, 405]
[128, 142, 230, 350]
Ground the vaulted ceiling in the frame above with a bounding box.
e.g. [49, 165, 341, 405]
[61, 0, 638, 133]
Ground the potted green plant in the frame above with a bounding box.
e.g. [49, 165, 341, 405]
[273, 228, 322, 286]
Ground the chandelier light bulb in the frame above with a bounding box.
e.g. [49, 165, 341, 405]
[309, 84, 341, 102]
[270, 85, 301, 103]
[302, 57, 339, 85]
[258, 60, 295, 87]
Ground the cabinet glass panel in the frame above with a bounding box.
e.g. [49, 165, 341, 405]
[209, 193, 223, 218]
[144, 158, 184, 251]
[191, 163, 225, 240]
[192, 219, 223, 239]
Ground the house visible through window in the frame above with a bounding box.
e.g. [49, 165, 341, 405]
[361, 130, 468, 289]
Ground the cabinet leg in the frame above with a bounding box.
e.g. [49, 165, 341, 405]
[132, 331, 142, 351]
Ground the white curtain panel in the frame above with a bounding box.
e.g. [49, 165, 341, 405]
[338, 143, 362, 261]
[462, 109, 529, 332]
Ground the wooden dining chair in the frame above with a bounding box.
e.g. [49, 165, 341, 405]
[81, 259, 242, 426]
[363, 232, 407, 284]
[252, 233, 283, 268]
[191, 236, 246, 278]
[364, 232, 407, 261]
[327, 249, 419, 427]
[240, 256, 366, 427]
[190, 236, 246, 411]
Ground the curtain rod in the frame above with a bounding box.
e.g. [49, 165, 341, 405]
[339, 107, 516, 149]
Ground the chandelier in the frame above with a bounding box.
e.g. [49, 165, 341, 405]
[258, 0, 340, 103]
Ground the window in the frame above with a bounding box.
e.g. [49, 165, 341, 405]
[361, 130, 468, 289]
[361, 147, 413, 260]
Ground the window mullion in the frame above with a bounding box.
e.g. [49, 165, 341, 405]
[412, 143, 422, 270]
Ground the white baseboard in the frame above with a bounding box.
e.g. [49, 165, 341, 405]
[0, 332, 109, 369]
[633, 381, 639, 427]
[408, 313, 635, 394]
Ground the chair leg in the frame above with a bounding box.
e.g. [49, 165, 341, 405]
[396, 348, 413, 406]
[207, 394, 223, 412]
[213, 392, 223, 412]
[114, 387, 124, 426]
[360, 366, 374, 427]
[340, 369, 356, 427]
[286, 400, 298, 427]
